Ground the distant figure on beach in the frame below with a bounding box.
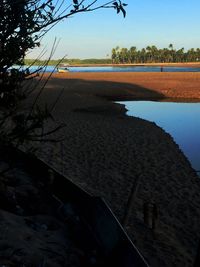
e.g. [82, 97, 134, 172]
[160, 66, 163, 72]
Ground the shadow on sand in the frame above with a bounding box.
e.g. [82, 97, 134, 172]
[48, 77, 166, 101]
[29, 77, 166, 116]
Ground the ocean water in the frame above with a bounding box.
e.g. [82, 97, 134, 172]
[118, 101, 200, 174]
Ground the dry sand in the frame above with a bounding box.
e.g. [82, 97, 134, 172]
[45, 72, 200, 101]
[23, 72, 200, 266]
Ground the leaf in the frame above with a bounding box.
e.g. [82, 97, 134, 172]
[113, 2, 118, 7]
[50, 6, 55, 11]
[120, 5, 126, 17]
[123, 3, 128, 6]
[73, 0, 78, 4]
[74, 4, 79, 10]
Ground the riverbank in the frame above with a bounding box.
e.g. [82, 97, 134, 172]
[25, 59, 200, 67]
[56, 62, 200, 67]
[60, 62, 200, 68]
[62, 62, 200, 68]
[21, 72, 200, 266]
[46, 72, 200, 101]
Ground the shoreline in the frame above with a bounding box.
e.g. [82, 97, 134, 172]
[25, 62, 200, 68]
[25, 72, 200, 266]
[63, 62, 200, 68]
[47, 72, 200, 101]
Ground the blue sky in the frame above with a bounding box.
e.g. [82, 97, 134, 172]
[28, 0, 200, 59]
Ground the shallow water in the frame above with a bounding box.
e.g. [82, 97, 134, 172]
[67, 66, 200, 73]
[118, 101, 200, 174]
[18, 65, 200, 73]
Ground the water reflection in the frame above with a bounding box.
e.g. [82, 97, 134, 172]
[67, 66, 200, 73]
[119, 101, 200, 173]
[18, 65, 200, 73]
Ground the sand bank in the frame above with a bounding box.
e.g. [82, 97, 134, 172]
[46, 72, 200, 101]
[23, 72, 200, 266]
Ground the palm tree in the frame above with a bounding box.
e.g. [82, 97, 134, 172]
[150, 45, 158, 62]
[146, 46, 152, 62]
[187, 48, 196, 62]
[111, 48, 117, 64]
[176, 48, 184, 62]
[169, 43, 173, 50]
[120, 48, 129, 63]
[129, 46, 137, 63]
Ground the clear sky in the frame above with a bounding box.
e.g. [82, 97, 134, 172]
[28, 0, 200, 59]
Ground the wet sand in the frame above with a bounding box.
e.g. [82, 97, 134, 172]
[23, 72, 200, 266]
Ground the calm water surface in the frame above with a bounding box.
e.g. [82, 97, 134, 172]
[67, 66, 200, 72]
[19, 65, 200, 73]
[119, 101, 200, 173]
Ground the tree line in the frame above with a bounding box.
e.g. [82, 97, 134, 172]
[24, 58, 112, 66]
[111, 44, 200, 64]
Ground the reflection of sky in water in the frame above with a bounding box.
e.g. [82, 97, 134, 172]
[67, 66, 200, 72]
[12, 65, 200, 73]
[119, 101, 200, 173]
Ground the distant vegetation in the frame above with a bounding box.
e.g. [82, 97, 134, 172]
[24, 58, 112, 66]
[111, 44, 200, 64]
[26, 45, 200, 65]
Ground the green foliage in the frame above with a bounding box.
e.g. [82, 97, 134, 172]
[24, 58, 112, 66]
[79, 58, 112, 64]
[0, 0, 36, 71]
[111, 45, 200, 64]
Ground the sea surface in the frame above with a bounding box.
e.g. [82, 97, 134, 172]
[118, 101, 200, 174]
[15, 65, 200, 73]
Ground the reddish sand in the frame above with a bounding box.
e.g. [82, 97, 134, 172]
[47, 72, 200, 101]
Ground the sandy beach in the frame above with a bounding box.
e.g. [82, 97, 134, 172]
[2, 73, 200, 267]
[21, 72, 200, 266]
[44, 72, 200, 101]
